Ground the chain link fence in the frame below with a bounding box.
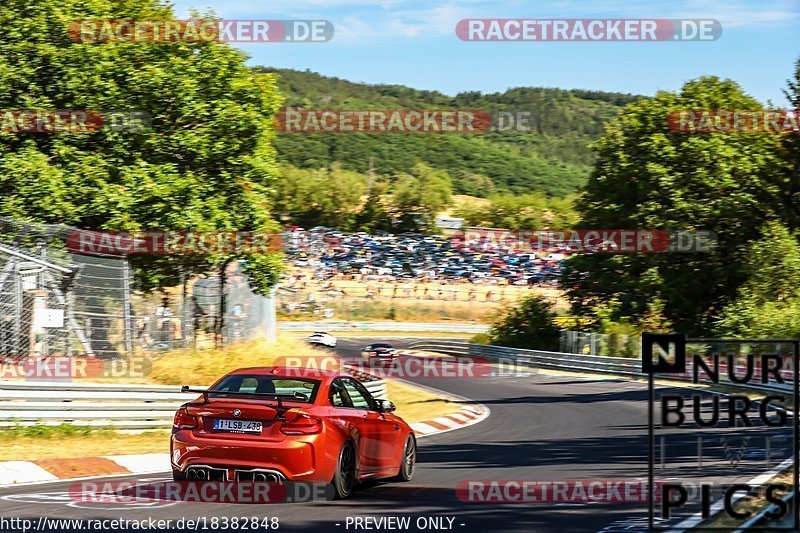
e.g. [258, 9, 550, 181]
[134, 262, 277, 353]
[560, 329, 641, 357]
[0, 218, 276, 362]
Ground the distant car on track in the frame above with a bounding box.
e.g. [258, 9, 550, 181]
[306, 331, 337, 348]
[361, 343, 398, 365]
[172, 367, 416, 499]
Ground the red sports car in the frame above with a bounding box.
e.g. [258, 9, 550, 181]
[171, 366, 416, 498]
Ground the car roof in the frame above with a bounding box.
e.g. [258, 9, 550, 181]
[225, 366, 343, 381]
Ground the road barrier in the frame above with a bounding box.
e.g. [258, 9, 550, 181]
[279, 321, 489, 333]
[408, 340, 795, 395]
[0, 376, 387, 429]
[410, 340, 642, 373]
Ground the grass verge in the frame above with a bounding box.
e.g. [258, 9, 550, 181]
[383, 379, 461, 423]
[147, 337, 320, 386]
[0, 425, 169, 461]
[699, 468, 793, 529]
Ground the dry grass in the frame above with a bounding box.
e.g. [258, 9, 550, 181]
[701, 468, 793, 529]
[278, 273, 570, 323]
[147, 337, 322, 386]
[0, 426, 169, 461]
[383, 379, 461, 423]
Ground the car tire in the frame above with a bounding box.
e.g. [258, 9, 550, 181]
[172, 470, 187, 482]
[332, 441, 357, 499]
[392, 434, 416, 482]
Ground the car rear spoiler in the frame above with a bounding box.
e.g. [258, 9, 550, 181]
[181, 386, 307, 408]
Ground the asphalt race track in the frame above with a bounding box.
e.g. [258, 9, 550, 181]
[0, 337, 788, 532]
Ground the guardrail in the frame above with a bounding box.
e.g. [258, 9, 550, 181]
[410, 340, 642, 374]
[279, 321, 488, 333]
[0, 377, 387, 429]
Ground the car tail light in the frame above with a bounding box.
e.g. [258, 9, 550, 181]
[280, 413, 322, 435]
[173, 407, 198, 429]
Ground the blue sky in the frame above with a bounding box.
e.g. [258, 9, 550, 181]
[171, 0, 800, 105]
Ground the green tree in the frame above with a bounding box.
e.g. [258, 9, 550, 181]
[389, 163, 453, 231]
[488, 294, 561, 351]
[561, 76, 789, 335]
[453, 193, 579, 230]
[271, 164, 367, 229]
[355, 180, 392, 232]
[456, 172, 495, 196]
[776, 58, 800, 227]
[716, 222, 800, 338]
[0, 0, 284, 293]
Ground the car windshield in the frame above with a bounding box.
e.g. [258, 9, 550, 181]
[210, 375, 320, 403]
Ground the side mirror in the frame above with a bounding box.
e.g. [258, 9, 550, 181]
[377, 400, 396, 413]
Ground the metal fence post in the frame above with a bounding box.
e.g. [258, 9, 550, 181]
[180, 263, 189, 349]
[122, 258, 133, 353]
[263, 285, 278, 343]
[12, 259, 20, 356]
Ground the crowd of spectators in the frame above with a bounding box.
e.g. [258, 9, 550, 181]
[282, 226, 565, 287]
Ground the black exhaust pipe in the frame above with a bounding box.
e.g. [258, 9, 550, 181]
[265, 473, 279, 483]
[254, 472, 268, 482]
[186, 469, 197, 480]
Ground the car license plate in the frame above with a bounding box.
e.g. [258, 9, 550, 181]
[213, 419, 262, 433]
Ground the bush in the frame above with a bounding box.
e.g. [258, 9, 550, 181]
[468, 333, 491, 344]
[488, 294, 561, 351]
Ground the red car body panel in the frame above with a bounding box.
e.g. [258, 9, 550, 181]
[170, 366, 413, 483]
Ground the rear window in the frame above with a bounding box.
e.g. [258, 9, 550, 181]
[211, 375, 320, 403]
